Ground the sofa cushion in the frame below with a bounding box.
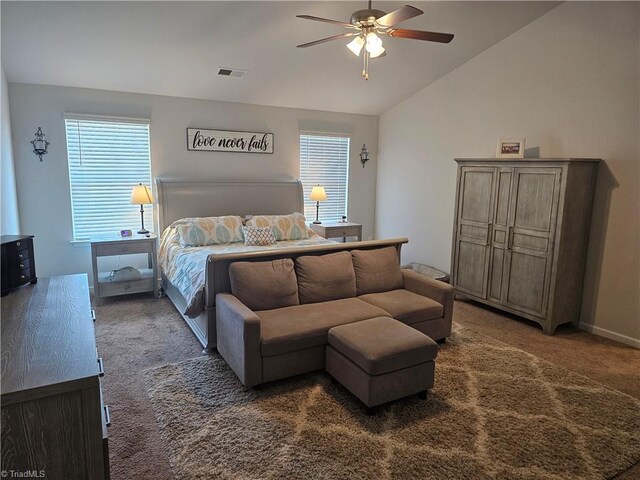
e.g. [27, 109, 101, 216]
[295, 251, 356, 304]
[229, 259, 299, 311]
[358, 289, 444, 325]
[328, 316, 438, 375]
[257, 298, 391, 357]
[351, 247, 404, 295]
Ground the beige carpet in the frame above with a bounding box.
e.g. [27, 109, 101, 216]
[143, 325, 640, 480]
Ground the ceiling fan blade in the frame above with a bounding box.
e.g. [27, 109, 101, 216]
[376, 5, 423, 27]
[387, 28, 454, 43]
[296, 15, 357, 29]
[297, 32, 357, 48]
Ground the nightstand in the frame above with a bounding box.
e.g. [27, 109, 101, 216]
[309, 222, 362, 242]
[90, 235, 158, 305]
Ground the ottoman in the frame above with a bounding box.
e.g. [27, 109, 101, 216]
[326, 316, 438, 413]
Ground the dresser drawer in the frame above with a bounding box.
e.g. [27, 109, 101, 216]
[11, 257, 30, 272]
[95, 242, 151, 256]
[4, 246, 29, 260]
[11, 268, 32, 284]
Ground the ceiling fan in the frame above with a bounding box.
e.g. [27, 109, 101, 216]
[297, 1, 454, 80]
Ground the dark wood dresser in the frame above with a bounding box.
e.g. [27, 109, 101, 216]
[1, 234, 37, 296]
[1, 274, 110, 479]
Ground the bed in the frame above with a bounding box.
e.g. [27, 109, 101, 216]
[155, 178, 408, 350]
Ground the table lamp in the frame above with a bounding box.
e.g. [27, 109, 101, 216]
[130, 183, 153, 234]
[309, 185, 327, 224]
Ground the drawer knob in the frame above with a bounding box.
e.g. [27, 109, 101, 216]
[18, 254, 24, 259]
[124, 284, 130, 290]
[19, 263, 24, 268]
[20, 275, 25, 280]
[16, 242, 20, 247]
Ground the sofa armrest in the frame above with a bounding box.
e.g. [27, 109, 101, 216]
[402, 269, 455, 335]
[216, 293, 262, 388]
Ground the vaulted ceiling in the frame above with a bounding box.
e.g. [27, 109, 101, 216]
[1, 1, 558, 115]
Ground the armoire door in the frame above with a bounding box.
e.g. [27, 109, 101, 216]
[502, 167, 562, 317]
[453, 166, 496, 299]
[487, 168, 512, 303]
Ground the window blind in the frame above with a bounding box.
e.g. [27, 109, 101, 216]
[65, 116, 152, 240]
[299, 133, 350, 223]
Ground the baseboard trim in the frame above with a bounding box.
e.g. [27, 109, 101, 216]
[579, 323, 640, 349]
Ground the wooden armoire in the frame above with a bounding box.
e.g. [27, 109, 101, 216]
[451, 158, 599, 334]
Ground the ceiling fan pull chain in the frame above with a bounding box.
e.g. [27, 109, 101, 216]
[362, 49, 366, 78]
[365, 50, 369, 80]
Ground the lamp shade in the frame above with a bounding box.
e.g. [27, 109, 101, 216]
[347, 36, 365, 56]
[130, 183, 154, 205]
[309, 185, 327, 202]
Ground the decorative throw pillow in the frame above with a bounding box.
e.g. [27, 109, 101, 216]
[246, 212, 309, 241]
[243, 226, 276, 246]
[176, 216, 244, 247]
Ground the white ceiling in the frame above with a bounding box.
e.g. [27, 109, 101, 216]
[1, 1, 558, 115]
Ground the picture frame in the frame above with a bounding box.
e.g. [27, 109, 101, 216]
[496, 138, 526, 158]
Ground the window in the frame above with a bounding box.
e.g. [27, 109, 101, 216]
[65, 115, 152, 241]
[299, 133, 350, 223]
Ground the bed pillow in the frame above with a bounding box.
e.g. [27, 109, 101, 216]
[243, 226, 276, 246]
[176, 216, 244, 247]
[229, 259, 299, 311]
[295, 251, 356, 304]
[246, 212, 308, 241]
[351, 246, 404, 296]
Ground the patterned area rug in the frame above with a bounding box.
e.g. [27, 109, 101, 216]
[143, 325, 640, 479]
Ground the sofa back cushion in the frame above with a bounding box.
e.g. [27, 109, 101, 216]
[229, 259, 300, 311]
[351, 247, 404, 295]
[295, 251, 356, 304]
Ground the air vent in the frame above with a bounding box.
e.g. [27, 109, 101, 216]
[217, 67, 248, 78]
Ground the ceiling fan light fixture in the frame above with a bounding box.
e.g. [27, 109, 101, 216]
[365, 32, 385, 58]
[347, 36, 365, 56]
[365, 32, 382, 51]
[369, 45, 385, 58]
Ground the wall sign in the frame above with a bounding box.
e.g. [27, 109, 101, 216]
[187, 128, 274, 154]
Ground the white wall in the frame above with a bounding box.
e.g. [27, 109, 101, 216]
[8, 84, 379, 281]
[1, 65, 20, 234]
[376, 2, 639, 345]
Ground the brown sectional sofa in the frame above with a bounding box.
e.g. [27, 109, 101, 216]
[216, 246, 454, 388]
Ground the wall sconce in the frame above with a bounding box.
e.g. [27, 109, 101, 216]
[31, 127, 49, 162]
[359, 144, 369, 168]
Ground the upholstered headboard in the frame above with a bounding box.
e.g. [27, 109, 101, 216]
[154, 178, 304, 234]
